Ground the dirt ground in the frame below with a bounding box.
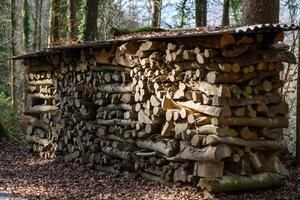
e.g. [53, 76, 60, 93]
[0, 138, 299, 200]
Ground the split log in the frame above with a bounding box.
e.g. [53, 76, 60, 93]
[176, 143, 231, 162]
[194, 161, 224, 178]
[190, 81, 231, 97]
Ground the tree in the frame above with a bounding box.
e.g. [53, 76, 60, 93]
[222, 0, 230, 26]
[10, 0, 16, 110]
[23, 0, 30, 50]
[83, 0, 99, 41]
[297, 28, 300, 166]
[68, 0, 77, 40]
[151, 0, 162, 27]
[241, 0, 279, 25]
[195, 0, 207, 27]
[49, 0, 60, 45]
[177, 0, 188, 28]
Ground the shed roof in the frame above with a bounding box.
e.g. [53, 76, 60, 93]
[12, 23, 300, 60]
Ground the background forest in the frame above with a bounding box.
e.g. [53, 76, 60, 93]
[0, 0, 299, 154]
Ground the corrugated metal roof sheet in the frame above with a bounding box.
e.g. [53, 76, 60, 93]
[11, 23, 300, 60]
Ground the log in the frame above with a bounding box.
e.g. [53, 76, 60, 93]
[194, 125, 237, 137]
[26, 135, 51, 147]
[198, 172, 284, 193]
[212, 93, 282, 107]
[94, 48, 111, 64]
[97, 83, 132, 93]
[90, 65, 131, 72]
[135, 140, 178, 157]
[203, 135, 286, 150]
[194, 161, 224, 178]
[213, 49, 297, 65]
[139, 41, 160, 51]
[177, 101, 232, 117]
[222, 44, 249, 58]
[206, 71, 275, 84]
[104, 103, 132, 111]
[211, 116, 288, 128]
[26, 105, 59, 114]
[96, 119, 137, 126]
[28, 79, 54, 85]
[177, 143, 231, 162]
[220, 34, 235, 48]
[190, 81, 231, 97]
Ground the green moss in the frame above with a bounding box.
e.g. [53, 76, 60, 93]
[111, 26, 166, 36]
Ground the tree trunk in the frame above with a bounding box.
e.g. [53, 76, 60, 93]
[195, 0, 207, 27]
[241, 0, 279, 25]
[178, 0, 188, 28]
[23, 0, 30, 49]
[83, 0, 99, 41]
[33, 0, 39, 50]
[222, 0, 230, 26]
[297, 28, 300, 166]
[10, 0, 16, 110]
[68, 0, 77, 40]
[48, 0, 60, 45]
[151, 0, 162, 27]
[38, 0, 43, 50]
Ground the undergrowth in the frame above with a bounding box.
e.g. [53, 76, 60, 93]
[0, 91, 19, 142]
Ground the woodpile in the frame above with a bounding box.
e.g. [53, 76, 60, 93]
[23, 31, 294, 193]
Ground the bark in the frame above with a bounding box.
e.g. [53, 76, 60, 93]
[222, 0, 230, 26]
[297, 28, 300, 166]
[151, 0, 162, 27]
[38, 0, 43, 50]
[241, 0, 279, 25]
[83, 0, 99, 41]
[48, 0, 60, 45]
[195, 0, 207, 27]
[68, 0, 77, 40]
[33, 0, 39, 50]
[23, 0, 30, 49]
[10, 0, 16, 110]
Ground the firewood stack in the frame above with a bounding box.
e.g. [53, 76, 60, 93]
[22, 30, 296, 193]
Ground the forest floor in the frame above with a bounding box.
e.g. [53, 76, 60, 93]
[0, 137, 299, 200]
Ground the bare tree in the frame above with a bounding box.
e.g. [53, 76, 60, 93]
[222, 0, 230, 26]
[242, 0, 279, 25]
[83, 0, 99, 41]
[48, 0, 60, 45]
[151, 0, 162, 27]
[68, 0, 77, 40]
[195, 0, 207, 27]
[10, 0, 16, 110]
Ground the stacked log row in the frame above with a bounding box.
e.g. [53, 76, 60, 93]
[24, 59, 59, 159]
[23, 31, 295, 193]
